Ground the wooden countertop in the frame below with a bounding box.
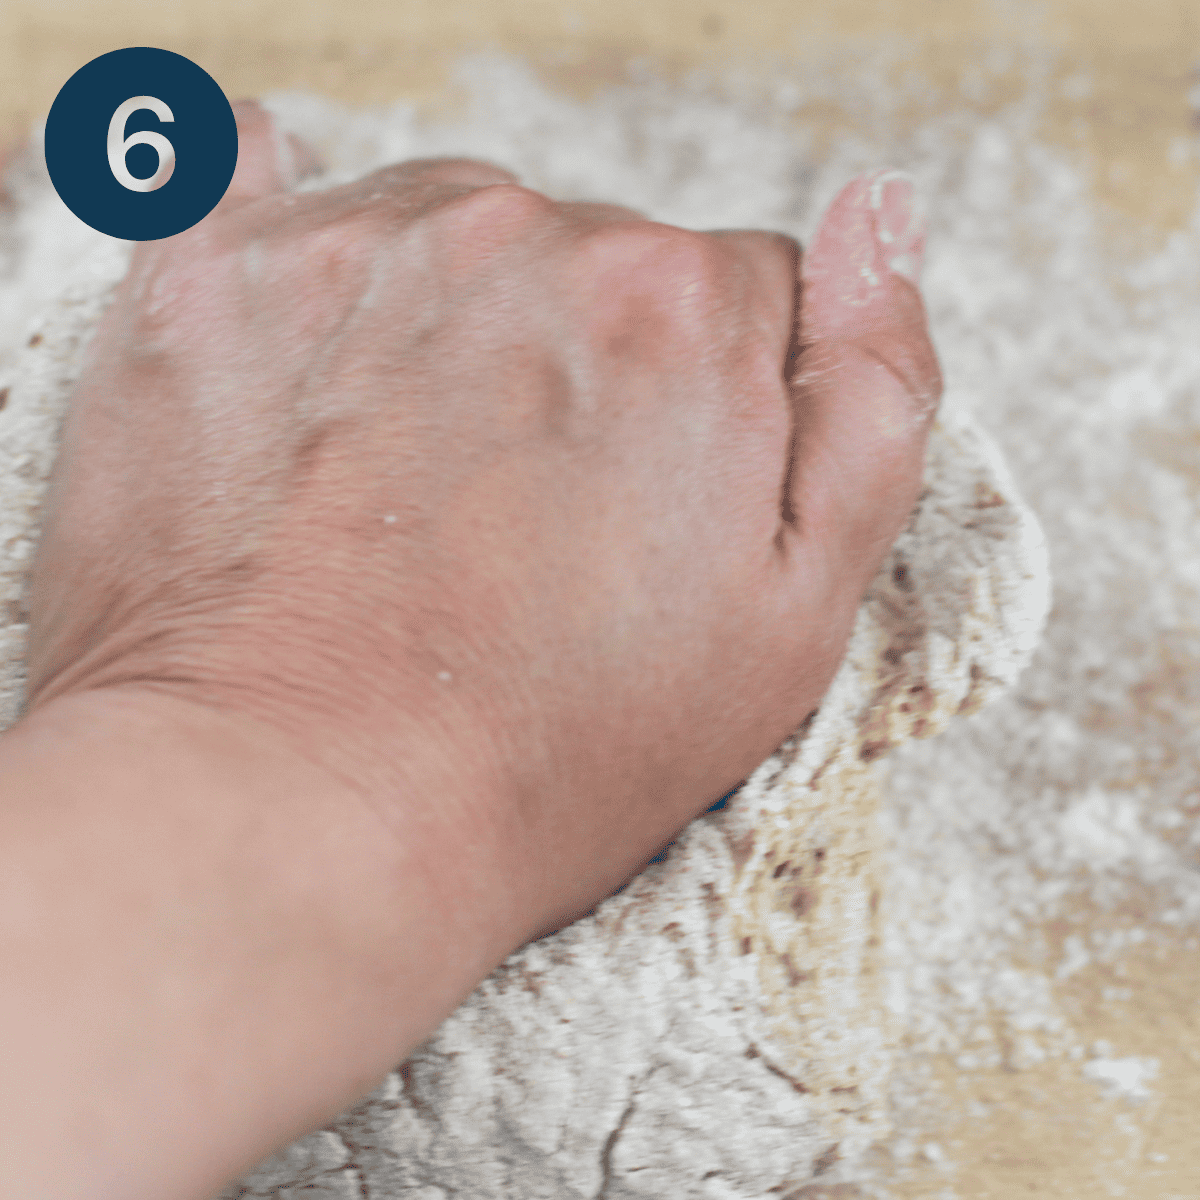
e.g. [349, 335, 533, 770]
[2, 3, 1198, 1197]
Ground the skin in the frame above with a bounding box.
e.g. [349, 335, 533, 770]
[0, 98, 940, 1197]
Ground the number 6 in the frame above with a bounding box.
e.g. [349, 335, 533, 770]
[107, 96, 175, 193]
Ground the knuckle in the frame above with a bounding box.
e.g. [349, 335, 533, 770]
[423, 157, 520, 185]
[374, 157, 519, 190]
[433, 181, 556, 229]
[579, 221, 720, 282]
[574, 224, 734, 340]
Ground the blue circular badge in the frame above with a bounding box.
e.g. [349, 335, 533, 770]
[44, 47, 238, 242]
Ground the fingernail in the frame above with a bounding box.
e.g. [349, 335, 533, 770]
[868, 169, 926, 284]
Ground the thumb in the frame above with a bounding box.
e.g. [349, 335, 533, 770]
[781, 168, 943, 594]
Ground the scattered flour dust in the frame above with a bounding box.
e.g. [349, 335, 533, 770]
[1, 40, 1198, 1193]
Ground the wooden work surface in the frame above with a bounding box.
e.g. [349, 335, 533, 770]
[2, 3, 1198, 1198]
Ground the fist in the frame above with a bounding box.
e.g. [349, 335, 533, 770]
[20, 100, 940, 937]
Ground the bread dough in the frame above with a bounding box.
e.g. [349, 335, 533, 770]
[0, 126, 1048, 1193]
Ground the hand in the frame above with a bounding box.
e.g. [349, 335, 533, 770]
[20, 100, 940, 941]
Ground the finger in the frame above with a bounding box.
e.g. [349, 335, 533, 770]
[217, 98, 322, 212]
[210, 153, 526, 250]
[348, 155, 522, 198]
[347, 166, 645, 228]
[284, 131, 325, 185]
[702, 228, 802, 366]
[294, 156, 523, 227]
[780, 168, 943, 591]
[557, 199, 649, 224]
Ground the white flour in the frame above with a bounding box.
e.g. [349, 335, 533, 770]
[1, 42, 1197, 1192]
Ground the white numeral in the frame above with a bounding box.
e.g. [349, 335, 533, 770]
[107, 96, 176, 193]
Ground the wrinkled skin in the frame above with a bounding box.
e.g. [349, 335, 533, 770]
[19, 100, 940, 939]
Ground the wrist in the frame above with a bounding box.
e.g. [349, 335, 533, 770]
[28, 679, 535, 947]
[0, 682, 531, 1200]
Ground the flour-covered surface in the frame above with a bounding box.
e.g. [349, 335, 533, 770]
[1, 42, 1195, 1199]
[0, 235, 1046, 1197]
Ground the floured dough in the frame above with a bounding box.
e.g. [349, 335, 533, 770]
[0, 214, 1048, 1195]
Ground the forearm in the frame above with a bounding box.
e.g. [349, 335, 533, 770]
[0, 685, 524, 1200]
